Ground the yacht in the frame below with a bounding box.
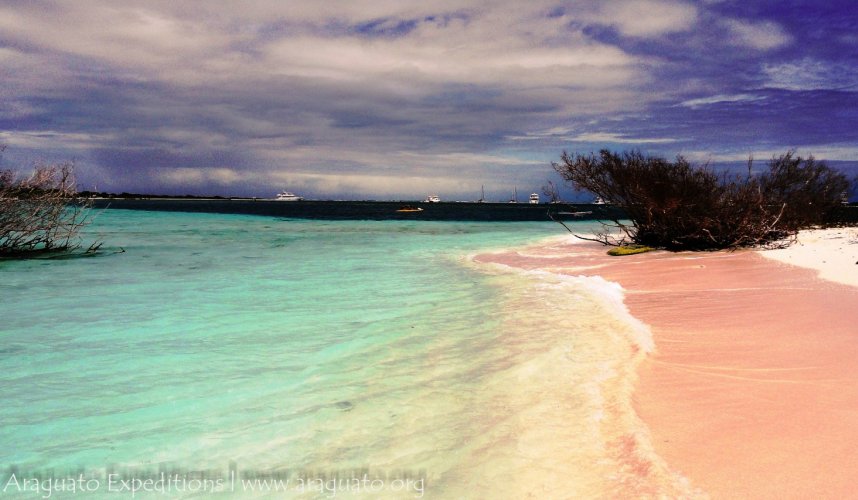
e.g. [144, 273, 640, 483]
[275, 191, 303, 201]
[529, 193, 539, 204]
[424, 195, 441, 203]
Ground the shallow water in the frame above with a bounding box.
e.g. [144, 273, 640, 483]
[0, 210, 691, 498]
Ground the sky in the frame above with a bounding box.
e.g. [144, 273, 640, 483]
[1, 0, 857, 200]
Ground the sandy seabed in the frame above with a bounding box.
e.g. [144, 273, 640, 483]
[477, 228, 858, 499]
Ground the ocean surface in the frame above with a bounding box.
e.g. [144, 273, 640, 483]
[0, 210, 689, 498]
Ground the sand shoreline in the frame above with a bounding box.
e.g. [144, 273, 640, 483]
[476, 228, 858, 498]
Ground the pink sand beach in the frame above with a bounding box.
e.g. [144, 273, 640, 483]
[476, 228, 858, 498]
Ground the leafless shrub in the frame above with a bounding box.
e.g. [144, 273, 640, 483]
[542, 180, 561, 203]
[552, 149, 853, 251]
[0, 159, 97, 258]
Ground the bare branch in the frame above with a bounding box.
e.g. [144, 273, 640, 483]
[0, 160, 100, 258]
[551, 149, 854, 251]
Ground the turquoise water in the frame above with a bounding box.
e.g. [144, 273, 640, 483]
[0, 210, 694, 498]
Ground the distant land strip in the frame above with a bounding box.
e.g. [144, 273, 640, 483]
[88, 198, 858, 223]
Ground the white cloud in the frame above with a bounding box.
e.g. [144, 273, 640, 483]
[252, 1, 645, 94]
[763, 58, 858, 90]
[264, 34, 637, 90]
[0, 4, 231, 75]
[0, 1, 657, 86]
[0, 130, 115, 150]
[591, 0, 698, 37]
[2, 1, 850, 198]
[0, 0, 655, 197]
[508, 130, 677, 144]
[260, 145, 542, 173]
[679, 93, 765, 108]
[0, 46, 23, 63]
[571, 132, 677, 144]
[268, 171, 472, 199]
[682, 146, 858, 163]
[0, 1, 649, 105]
[724, 19, 791, 50]
[250, 147, 550, 198]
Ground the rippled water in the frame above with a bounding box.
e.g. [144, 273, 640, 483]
[0, 210, 691, 498]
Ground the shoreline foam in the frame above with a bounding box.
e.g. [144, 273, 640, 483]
[475, 229, 858, 498]
[469, 248, 702, 497]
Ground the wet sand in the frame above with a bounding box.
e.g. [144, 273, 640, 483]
[476, 230, 858, 498]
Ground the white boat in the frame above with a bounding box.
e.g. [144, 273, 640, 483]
[529, 193, 539, 204]
[424, 195, 441, 203]
[593, 196, 607, 205]
[275, 191, 303, 201]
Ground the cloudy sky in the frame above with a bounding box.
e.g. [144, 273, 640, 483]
[1, 1, 857, 200]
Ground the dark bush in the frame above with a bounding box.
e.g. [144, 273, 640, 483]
[759, 152, 850, 229]
[552, 149, 852, 250]
[0, 157, 98, 258]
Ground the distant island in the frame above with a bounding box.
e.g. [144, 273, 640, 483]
[78, 191, 261, 200]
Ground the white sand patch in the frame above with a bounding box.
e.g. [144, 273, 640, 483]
[759, 227, 858, 288]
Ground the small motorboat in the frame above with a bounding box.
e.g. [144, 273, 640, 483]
[396, 206, 424, 213]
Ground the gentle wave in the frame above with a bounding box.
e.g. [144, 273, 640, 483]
[467, 249, 703, 498]
[0, 211, 703, 498]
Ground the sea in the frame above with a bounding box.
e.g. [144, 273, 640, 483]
[0, 208, 696, 498]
